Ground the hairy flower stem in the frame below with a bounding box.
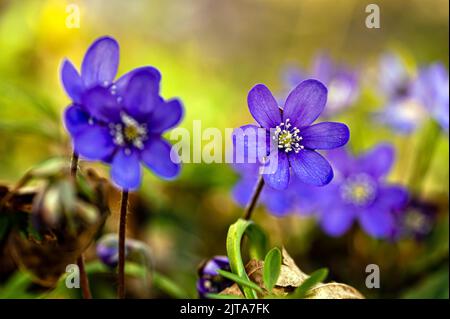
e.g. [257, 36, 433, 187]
[70, 151, 93, 299]
[118, 189, 129, 299]
[243, 175, 265, 220]
[70, 152, 79, 178]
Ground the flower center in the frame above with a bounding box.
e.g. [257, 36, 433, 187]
[340, 174, 377, 206]
[405, 210, 432, 234]
[273, 118, 304, 153]
[110, 112, 148, 150]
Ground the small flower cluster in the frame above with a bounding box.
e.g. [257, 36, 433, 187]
[375, 53, 449, 133]
[281, 54, 360, 117]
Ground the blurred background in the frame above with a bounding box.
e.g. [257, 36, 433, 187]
[0, 0, 448, 299]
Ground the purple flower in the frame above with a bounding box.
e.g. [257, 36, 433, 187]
[414, 63, 449, 131]
[393, 198, 437, 240]
[96, 234, 152, 268]
[378, 53, 414, 101]
[231, 162, 317, 216]
[197, 256, 233, 298]
[374, 53, 426, 133]
[374, 98, 427, 134]
[234, 80, 350, 190]
[96, 235, 125, 268]
[281, 54, 359, 116]
[315, 144, 409, 238]
[61, 37, 183, 190]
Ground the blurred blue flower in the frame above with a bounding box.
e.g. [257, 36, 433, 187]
[96, 235, 126, 268]
[197, 256, 233, 298]
[393, 198, 438, 241]
[231, 161, 317, 216]
[233, 80, 350, 190]
[281, 54, 360, 117]
[315, 144, 409, 238]
[414, 63, 449, 131]
[61, 37, 183, 190]
[96, 234, 152, 268]
[374, 53, 426, 134]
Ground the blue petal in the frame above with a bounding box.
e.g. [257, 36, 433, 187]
[61, 59, 83, 104]
[358, 143, 394, 179]
[82, 86, 121, 122]
[81, 36, 119, 88]
[64, 105, 89, 136]
[230, 158, 260, 178]
[141, 137, 181, 179]
[73, 125, 115, 160]
[320, 203, 356, 237]
[359, 201, 395, 238]
[148, 99, 184, 133]
[122, 69, 161, 121]
[301, 122, 350, 150]
[232, 176, 258, 207]
[378, 53, 409, 98]
[376, 186, 409, 212]
[291, 178, 321, 214]
[111, 149, 142, 190]
[262, 151, 290, 190]
[283, 79, 328, 128]
[263, 189, 293, 216]
[232, 124, 269, 165]
[312, 54, 333, 83]
[324, 71, 359, 116]
[247, 84, 281, 128]
[325, 148, 356, 178]
[115, 66, 161, 97]
[373, 99, 424, 134]
[290, 149, 333, 186]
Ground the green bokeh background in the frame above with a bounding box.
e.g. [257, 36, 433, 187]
[0, 0, 448, 298]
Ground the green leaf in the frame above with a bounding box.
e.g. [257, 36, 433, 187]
[292, 268, 328, 299]
[226, 218, 259, 299]
[246, 223, 269, 260]
[152, 271, 189, 299]
[217, 269, 263, 293]
[205, 293, 243, 299]
[0, 271, 34, 298]
[408, 119, 442, 192]
[402, 266, 449, 299]
[263, 247, 282, 291]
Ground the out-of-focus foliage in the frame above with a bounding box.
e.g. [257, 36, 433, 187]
[0, 0, 448, 299]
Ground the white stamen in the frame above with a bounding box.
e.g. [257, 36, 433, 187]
[109, 112, 148, 150]
[273, 118, 303, 154]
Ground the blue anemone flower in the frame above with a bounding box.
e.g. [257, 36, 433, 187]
[281, 54, 360, 117]
[96, 234, 152, 268]
[414, 63, 449, 131]
[315, 144, 409, 238]
[234, 80, 350, 190]
[197, 256, 233, 298]
[61, 36, 183, 190]
[374, 53, 426, 134]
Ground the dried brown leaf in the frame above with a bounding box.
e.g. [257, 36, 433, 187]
[220, 247, 364, 299]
